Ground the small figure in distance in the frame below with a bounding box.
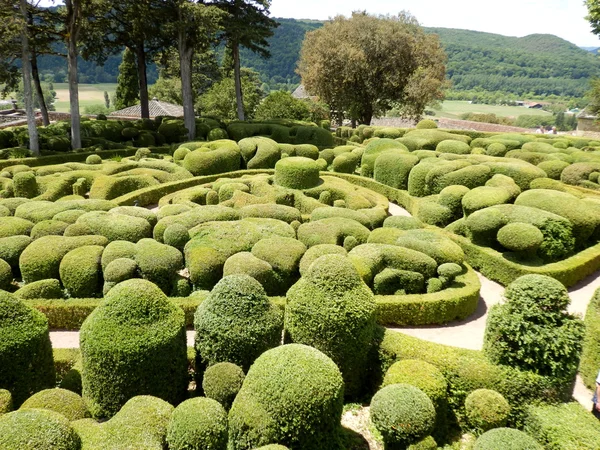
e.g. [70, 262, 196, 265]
[535, 125, 544, 134]
[593, 369, 600, 419]
[552, 126, 557, 134]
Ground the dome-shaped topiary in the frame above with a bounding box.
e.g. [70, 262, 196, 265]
[20, 388, 89, 421]
[0, 408, 80, 449]
[503, 274, 570, 313]
[163, 223, 190, 251]
[473, 427, 542, 450]
[166, 397, 228, 450]
[496, 222, 543, 253]
[0, 290, 55, 407]
[103, 257, 138, 284]
[202, 362, 245, 411]
[298, 244, 347, 276]
[274, 157, 320, 189]
[416, 119, 437, 129]
[285, 254, 376, 397]
[465, 389, 510, 432]
[194, 274, 283, 374]
[228, 344, 344, 450]
[0, 389, 12, 414]
[80, 279, 187, 418]
[0, 258, 11, 290]
[59, 245, 104, 298]
[370, 383, 436, 448]
[85, 154, 102, 165]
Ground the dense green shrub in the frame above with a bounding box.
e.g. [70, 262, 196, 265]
[524, 402, 600, 450]
[274, 156, 320, 189]
[0, 216, 34, 238]
[465, 389, 511, 433]
[416, 119, 437, 129]
[166, 397, 228, 450]
[461, 186, 513, 216]
[581, 287, 600, 389]
[13, 171, 38, 198]
[20, 388, 89, 421]
[496, 222, 544, 253]
[285, 255, 376, 397]
[0, 291, 55, 406]
[0, 389, 11, 414]
[0, 258, 11, 290]
[89, 174, 160, 200]
[485, 142, 508, 157]
[75, 210, 152, 242]
[228, 344, 344, 450]
[239, 137, 281, 169]
[194, 275, 282, 373]
[80, 279, 187, 418]
[0, 408, 80, 450]
[436, 139, 471, 155]
[360, 138, 408, 178]
[15, 278, 63, 299]
[393, 229, 465, 265]
[560, 162, 600, 186]
[163, 223, 190, 250]
[85, 154, 102, 165]
[251, 236, 306, 291]
[370, 383, 436, 448]
[537, 160, 569, 180]
[182, 140, 241, 176]
[298, 244, 347, 275]
[383, 216, 424, 230]
[59, 245, 103, 298]
[135, 238, 184, 293]
[223, 252, 279, 295]
[483, 275, 584, 379]
[72, 395, 174, 449]
[473, 428, 542, 450]
[373, 152, 419, 189]
[202, 362, 245, 411]
[297, 217, 370, 248]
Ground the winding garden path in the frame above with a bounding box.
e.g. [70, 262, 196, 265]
[48, 202, 598, 410]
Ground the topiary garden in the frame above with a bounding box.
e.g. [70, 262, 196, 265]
[1, 120, 600, 448]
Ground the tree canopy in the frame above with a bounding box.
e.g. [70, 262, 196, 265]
[298, 12, 447, 124]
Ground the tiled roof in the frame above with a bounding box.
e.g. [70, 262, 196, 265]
[110, 100, 184, 118]
[292, 85, 309, 99]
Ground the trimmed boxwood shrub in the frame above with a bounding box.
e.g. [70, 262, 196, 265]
[0, 291, 55, 407]
[0, 389, 11, 414]
[496, 222, 544, 253]
[223, 252, 279, 295]
[274, 157, 320, 189]
[0, 235, 30, 272]
[76, 210, 152, 242]
[15, 278, 64, 299]
[239, 136, 281, 169]
[182, 140, 241, 176]
[254, 446, 289, 450]
[370, 383, 436, 448]
[13, 171, 38, 198]
[30, 219, 69, 239]
[537, 160, 569, 180]
[80, 279, 187, 418]
[483, 275, 584, 379]
[194, 275, 283, 374]
[20, 388, 89, 421]
[581, 288, 600, 389]
[416, 119, 437, 129]
[436, 139, 471, 154]
[474, 428, 542, 450]
[85, 154, 102, 165]
[228, 344, 344, 450]
[0, 408, 81, 450]
[298, 244, 347, 276]
[0, 258, 11, 290]
[59, 245, 104, 298]
[286, 254, 376, 397]
[297, 217, 370, 248]
[166, 397, 228, 450]
[163, 223, 190, 250]
[0, 216, 34, 238]
[465, 389, 510, 432]
[135, 238, 184, 294]
[202, 362, 245, 411]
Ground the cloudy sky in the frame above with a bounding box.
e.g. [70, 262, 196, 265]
[269, 0, 600, 47]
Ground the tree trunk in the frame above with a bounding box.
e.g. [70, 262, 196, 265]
[19, 0, 39, 155]
[232, 42, 244, 121]
[66, 0, 81, 150]
[31, 49, 50, 126]
[135, 43, 150, 119]
[179, 40, 196, 141]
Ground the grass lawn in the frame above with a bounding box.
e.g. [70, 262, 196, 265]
[432, 101, 552, 120]
[52, 83, 117, 113]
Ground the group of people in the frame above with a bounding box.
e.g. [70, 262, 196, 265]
[535, 125, 557, 134]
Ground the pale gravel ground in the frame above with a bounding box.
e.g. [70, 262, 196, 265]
[48, 202, 598, 410]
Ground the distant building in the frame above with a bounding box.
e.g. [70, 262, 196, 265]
[291, 85, 319, 102]
[110, 98, 183, 118]
[526, 102, 543, 109]
[576, 108, 600, 132]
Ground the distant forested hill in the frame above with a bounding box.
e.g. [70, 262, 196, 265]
[35, 19, 600, 99]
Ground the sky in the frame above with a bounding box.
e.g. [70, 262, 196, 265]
[269, 0, 600, 48]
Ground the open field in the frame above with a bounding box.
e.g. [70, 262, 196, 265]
[431, 100, 553, 120]
[52, 83, 117, 113]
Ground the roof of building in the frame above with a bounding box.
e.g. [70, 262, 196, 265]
[110, 99, 184, 118]
[577, 108, 598, 120]
[292, 85, 309, 99]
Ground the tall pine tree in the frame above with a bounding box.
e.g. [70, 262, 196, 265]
[114, 47, 139, 110]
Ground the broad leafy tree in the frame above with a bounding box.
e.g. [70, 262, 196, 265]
[298, 12, 447, 125]
[198, 68, 263, 119]
[209, 0, 278, 120]
[114, 47, 139, 110]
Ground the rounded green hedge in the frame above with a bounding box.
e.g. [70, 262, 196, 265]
[59, 245, 104, 298]
[436, 139, 471, 154]
[0, 290, 55, 407]
[0, 258, 11, 290]
[194, 274, 283, 373]
[166, 397, 228, 450]
[298, 244, 347, 276]
[370, 383, 436, 448]
[416, 119, 437, 129]
[465, 389, 510, 432]
[382, 360, 447, 406]
[182, 140, 241, 176]
[202, 362, 245, 411]
[80, 279, 187, 418]
[285, 254, 376, 397]
[274, 157, 320, 189]
[228, 344, 344, 450]
[30, 220, 69, 240]
[15, 278, 64, 299]
[85, 154, 102, 165]
[20, 388, 89, 421]
[473, 427, 542, 450]
[103, 257, 138, 284]
[0, 408, 81, 450]
[496, 222, 543, 253]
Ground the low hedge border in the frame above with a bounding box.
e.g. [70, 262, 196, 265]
[26, 271, 479, 330]
[580, 287, 600, 390]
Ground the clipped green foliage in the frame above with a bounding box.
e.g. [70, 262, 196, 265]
[297, 217, 370, 248]
[298, 244, 347, 276]
[202, 362, 245, 411]
[0, 216, 34, 238]
[537, 160, 569, 180]
[0, 291, 55, 406]
[135, 238, 184, 293]
[194, 275, 283, 373]
[274, 156, 320, 189]
[0, 258, 11, 290]
[59, 245, 104, 298]
[286, 255, 376, 397]
[0, 389, 12, 414]
[223, 252, 279, 295]
[30, 219, 69, 240]
[436, 139, 471, 154]
[80, 279, 187, 418]
[416, 119, 437, 129]
[20, 388, 89, 421]
[228, 344, 344, 450]
[0, 409, 80, 450]
[15, 278, 64, 299]
[166, 397, 228, 450]
[465, 389, 510, 432]
[0, 232, 30, 272]
[163, 223, 190, 250]
[581, 288, 600, 389]
[239, 137, 281, 169]
[496, 222, 544, 253]
[373, 152, 419, 190]
[483, 275, 584, 379]
[474, 428, 542, 450]
[13, 171, 38, 198]
[370, 383, 436, 448]
[360, 138, 408, 178]
[76, 210, 152, 242]
[182, 140, 241, 176]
